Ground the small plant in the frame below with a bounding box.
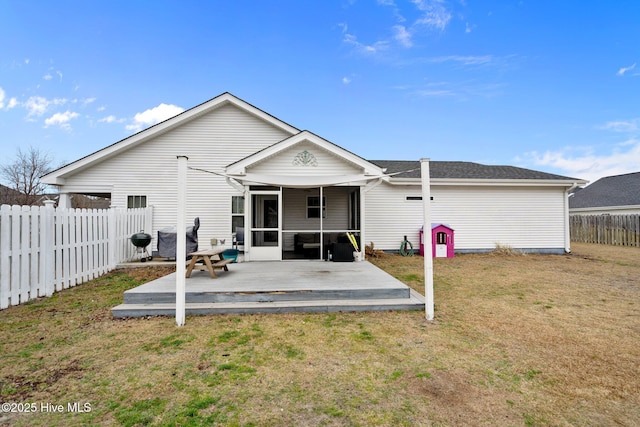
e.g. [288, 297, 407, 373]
[493, 243, 525, 256]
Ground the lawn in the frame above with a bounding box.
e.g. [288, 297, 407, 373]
[0, 242, 638, 426]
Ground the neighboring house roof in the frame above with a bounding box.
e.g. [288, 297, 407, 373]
[371, 160, 583, 182]
[569, 172, 640, 209]
[0, 184, 21, 204]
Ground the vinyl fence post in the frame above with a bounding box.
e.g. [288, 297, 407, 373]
[42, 200, 56, 297]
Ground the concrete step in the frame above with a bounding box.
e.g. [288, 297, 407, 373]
[123, 286, 411, 304]
[112, 290, 425, 318]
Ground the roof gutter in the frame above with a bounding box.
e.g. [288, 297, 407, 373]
[564, 182, 581, 253]
[386, 177, 589, 187]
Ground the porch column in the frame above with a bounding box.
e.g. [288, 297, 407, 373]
[244, 185, 250, 261]
[176, 155, 188, 327]
[319, 186, 324, 260]
[421, 158, 434, 321]
[359, 185, 365, 261]
[58, 193, 71, 209]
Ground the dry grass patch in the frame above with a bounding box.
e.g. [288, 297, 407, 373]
[1, 243, 639, 426]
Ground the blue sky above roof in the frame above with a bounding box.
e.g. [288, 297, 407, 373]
[0, 0, 638, 185]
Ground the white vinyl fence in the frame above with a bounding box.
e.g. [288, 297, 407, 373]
[0, 202, 153, 309]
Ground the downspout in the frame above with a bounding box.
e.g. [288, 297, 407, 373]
[226, 177, 245, 193]
[564, 183, 579, 253]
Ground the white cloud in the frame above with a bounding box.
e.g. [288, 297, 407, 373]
[524, 117, 640, 183]
[412, 0, 451, 31]
[393, 25, 413, 48]
[525, 140, 640, 184]
[0, 87, 16, 111]
[617, 63, 636, 76]
[24, 96, 67, 117]
[342, 76, 352, 84]
[599, 119, 639, 133]
[430, 55, 494, 66]
[342, 0, 452, 56]
[126, 103, 184, 132]
[98, 115, 122, 124]
[44, 110, 79, 130]
[24, 96, 50, 116]
[343, 33, 389, 55]
[43, 73, 53, 81]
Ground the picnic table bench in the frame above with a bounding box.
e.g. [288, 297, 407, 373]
[185, 248, 232, 278]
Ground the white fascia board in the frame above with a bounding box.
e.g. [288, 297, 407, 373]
[41, 93, 299, 184]
[386, 178, 588, 187]
[570, 205, 640, 213]
[56, 184, 114, 194]
[226, 130, 385, 176]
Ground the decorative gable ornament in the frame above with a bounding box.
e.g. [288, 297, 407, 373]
[292, 150, 318, 167]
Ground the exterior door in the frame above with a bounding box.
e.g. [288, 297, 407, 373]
[249, 191, 282, 260]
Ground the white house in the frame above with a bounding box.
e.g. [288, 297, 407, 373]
[42, 92, 586, 260]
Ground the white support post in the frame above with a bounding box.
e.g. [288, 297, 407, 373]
[359, 185, 366, 261]
[176, 156, 188, 326]
[42, 200, 56, 297]
[58, 193, 71, 209]
[319, 186, 323, 261]
[421, 159, 434, 321]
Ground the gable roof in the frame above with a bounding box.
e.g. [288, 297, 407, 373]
[569, 172, 640, 209]
[42, 92, 300, 185]
[226, 130, 383, 175]
[225, 130, 386, 188]
[371, 160, 585, 184]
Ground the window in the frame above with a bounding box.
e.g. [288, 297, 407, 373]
[436, 232, 447, 245]
[232, 195, 245, 236]
[127, 195, 147, 208]
[307, 196, 326, 218]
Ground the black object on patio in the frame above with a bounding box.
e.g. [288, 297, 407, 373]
[157, 217, 200, 259]
[130, 232, 153, 262]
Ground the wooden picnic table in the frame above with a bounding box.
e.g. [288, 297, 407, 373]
[185, 248, 233, 278]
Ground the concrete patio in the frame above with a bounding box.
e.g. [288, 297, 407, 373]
[111, 260, 425, 317]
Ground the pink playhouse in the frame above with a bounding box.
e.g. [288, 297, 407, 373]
[420, 224, 455, 258]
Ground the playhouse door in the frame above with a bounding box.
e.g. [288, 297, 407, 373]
[435, 231, 447, 258]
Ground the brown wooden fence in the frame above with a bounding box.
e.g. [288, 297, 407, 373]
[570, 214, 640, 247]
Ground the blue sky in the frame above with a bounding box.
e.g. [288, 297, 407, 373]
[1, 0, 638, 185]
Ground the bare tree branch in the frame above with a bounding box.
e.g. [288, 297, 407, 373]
[0, 147, 55, 205]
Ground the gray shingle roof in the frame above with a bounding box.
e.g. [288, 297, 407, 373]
[569, 172, 640, 209]
[369, 160, 582, 181]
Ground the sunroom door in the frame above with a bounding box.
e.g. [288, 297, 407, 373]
[249, 191, 282, 260]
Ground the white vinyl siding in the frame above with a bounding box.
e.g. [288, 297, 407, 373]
[366, 182, 567, 252]
[60, 103, 293, 251]
[249, 141, 362, 176]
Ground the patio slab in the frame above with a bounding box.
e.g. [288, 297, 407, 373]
[112, 260, 425, 317]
